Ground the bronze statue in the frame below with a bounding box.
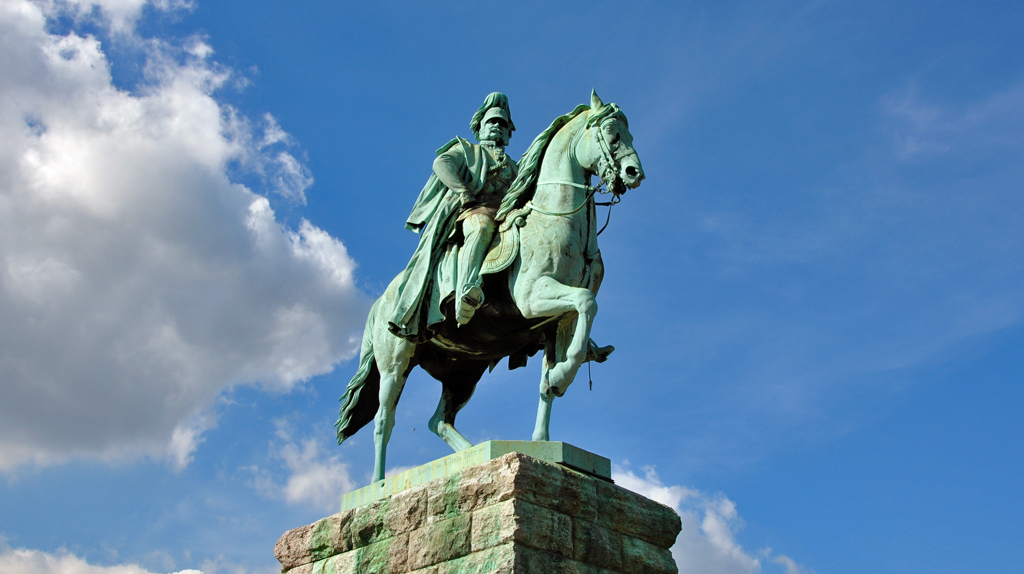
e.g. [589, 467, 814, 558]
[338, 91, 644, 481]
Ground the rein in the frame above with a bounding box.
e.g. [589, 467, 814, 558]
[527, 182, 598, 216]
[527, 181, 620, 236]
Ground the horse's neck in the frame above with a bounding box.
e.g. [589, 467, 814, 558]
[534, 117, 588, 211]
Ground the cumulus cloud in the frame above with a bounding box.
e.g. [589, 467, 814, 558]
[0, 546, 201, 574]
[0, 1, 367, 471]
[249, 432, 356, 513]
[278, 439, 356, 511]
[613, 466, 811, 574]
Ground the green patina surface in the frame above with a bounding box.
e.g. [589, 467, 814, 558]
[340, 440, 610, 512]
[334, 92, 644, 486]
[307, 517, 335, 561]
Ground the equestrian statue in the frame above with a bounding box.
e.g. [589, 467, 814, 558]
[336, 90, 645, 481]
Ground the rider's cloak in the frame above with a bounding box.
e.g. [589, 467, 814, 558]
[387, 137, 517, 342]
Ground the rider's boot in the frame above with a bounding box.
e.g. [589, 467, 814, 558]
[456, 214, 495, 326]
[586, 338, 615, 363]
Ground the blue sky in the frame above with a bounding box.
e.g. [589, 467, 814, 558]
[1, 1, 1021, 573]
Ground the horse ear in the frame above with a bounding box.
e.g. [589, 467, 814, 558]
[591, 89, 605, 111]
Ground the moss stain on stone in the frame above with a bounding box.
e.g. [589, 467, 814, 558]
[307, 517, 334, 561]
[354, 537, 391, 573]
[475, 506, 503, 550]
[439, 473, 463, 519]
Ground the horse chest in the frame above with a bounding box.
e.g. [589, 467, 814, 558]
[519, 217, 592, 282]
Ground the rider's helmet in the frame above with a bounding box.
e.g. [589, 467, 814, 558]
[470, 92, 516, 145]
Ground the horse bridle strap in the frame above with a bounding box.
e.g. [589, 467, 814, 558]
[527, 182, 598, 217]
[525, 112, 625, 219]
[593, 118, 625, 191]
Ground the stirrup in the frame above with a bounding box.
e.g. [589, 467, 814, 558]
[585, 339, 615, 363]
[456, 285, 483, 326]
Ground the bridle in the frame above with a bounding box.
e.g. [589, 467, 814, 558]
[527, 112, 630, 234]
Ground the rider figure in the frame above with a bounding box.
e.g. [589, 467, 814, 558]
[442, 102, 516, 325]
[388, 93, 518, 340]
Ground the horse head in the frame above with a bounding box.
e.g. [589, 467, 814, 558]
[579, 90, 645, 195]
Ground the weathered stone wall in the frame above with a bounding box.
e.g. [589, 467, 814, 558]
[275, 452, 681, 574]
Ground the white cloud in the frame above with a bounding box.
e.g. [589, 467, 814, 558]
[166, 410, 213, 472]
[250, 436, 356, 513]
[29, 0, 195, 35]
[613, 466, 812, 574]
[196, 555, 277, 574]
[0, 546, 201, 574]
[279, 439, 356, 511]
[384, 465, 415, 478]
[0, 1, 368, 471]
[770, 553, 813, 574]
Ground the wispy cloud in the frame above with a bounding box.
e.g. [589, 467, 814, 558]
[625, 72, 1024, 467]
[769, 552, 814, 574]
[248, 421, 356, 513]
[884, 81, 1024, 159]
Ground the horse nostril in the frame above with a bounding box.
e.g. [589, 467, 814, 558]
[625, 166, 638, 178]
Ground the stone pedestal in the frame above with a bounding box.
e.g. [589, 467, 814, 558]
[275, 444, 681, 574]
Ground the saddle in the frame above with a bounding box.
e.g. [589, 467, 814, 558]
[480, 208, 530, 276]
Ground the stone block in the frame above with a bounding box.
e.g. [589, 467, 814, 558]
[436, 544, 516, 574]
[280, 561, 313, 574]
[510, 455, 599, 523]
[290, 535, 408, 574]
[276, 511, 354, 570]
[348, 533, 410, 574]
[515, 544, 595, 574]
[621, 535, 678, 574]
[425, 459, 516, 522]
[387, 487, 428, 534]
[471, 498, 573, 556]
[337, 498, 392, 553]
[408, 512, 473, 570]
[275, 520, 317, 570]
[595, 480, 681, 548]
[572, 517, 622, 571]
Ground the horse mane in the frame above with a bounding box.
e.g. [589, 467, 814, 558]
[496, 104, 590, 221]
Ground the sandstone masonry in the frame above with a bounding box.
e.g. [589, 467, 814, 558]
[275, 452, 681, 574]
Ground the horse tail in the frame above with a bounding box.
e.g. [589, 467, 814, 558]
[336, 299, 383, 443]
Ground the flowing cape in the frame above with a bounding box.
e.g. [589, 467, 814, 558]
[387, 138, 507, 341]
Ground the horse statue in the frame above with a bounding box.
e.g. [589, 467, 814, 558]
[336, 91, 644, 481]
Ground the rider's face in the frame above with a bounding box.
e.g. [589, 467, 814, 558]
[479, 117, 509, 145]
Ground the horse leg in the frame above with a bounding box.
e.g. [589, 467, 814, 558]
[533, 355, 558, 441]
[533, 317, 569, 441]
[518, 276, 597, 397]
[427, 360, 488, 452]
[371, 331, 415, 482]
